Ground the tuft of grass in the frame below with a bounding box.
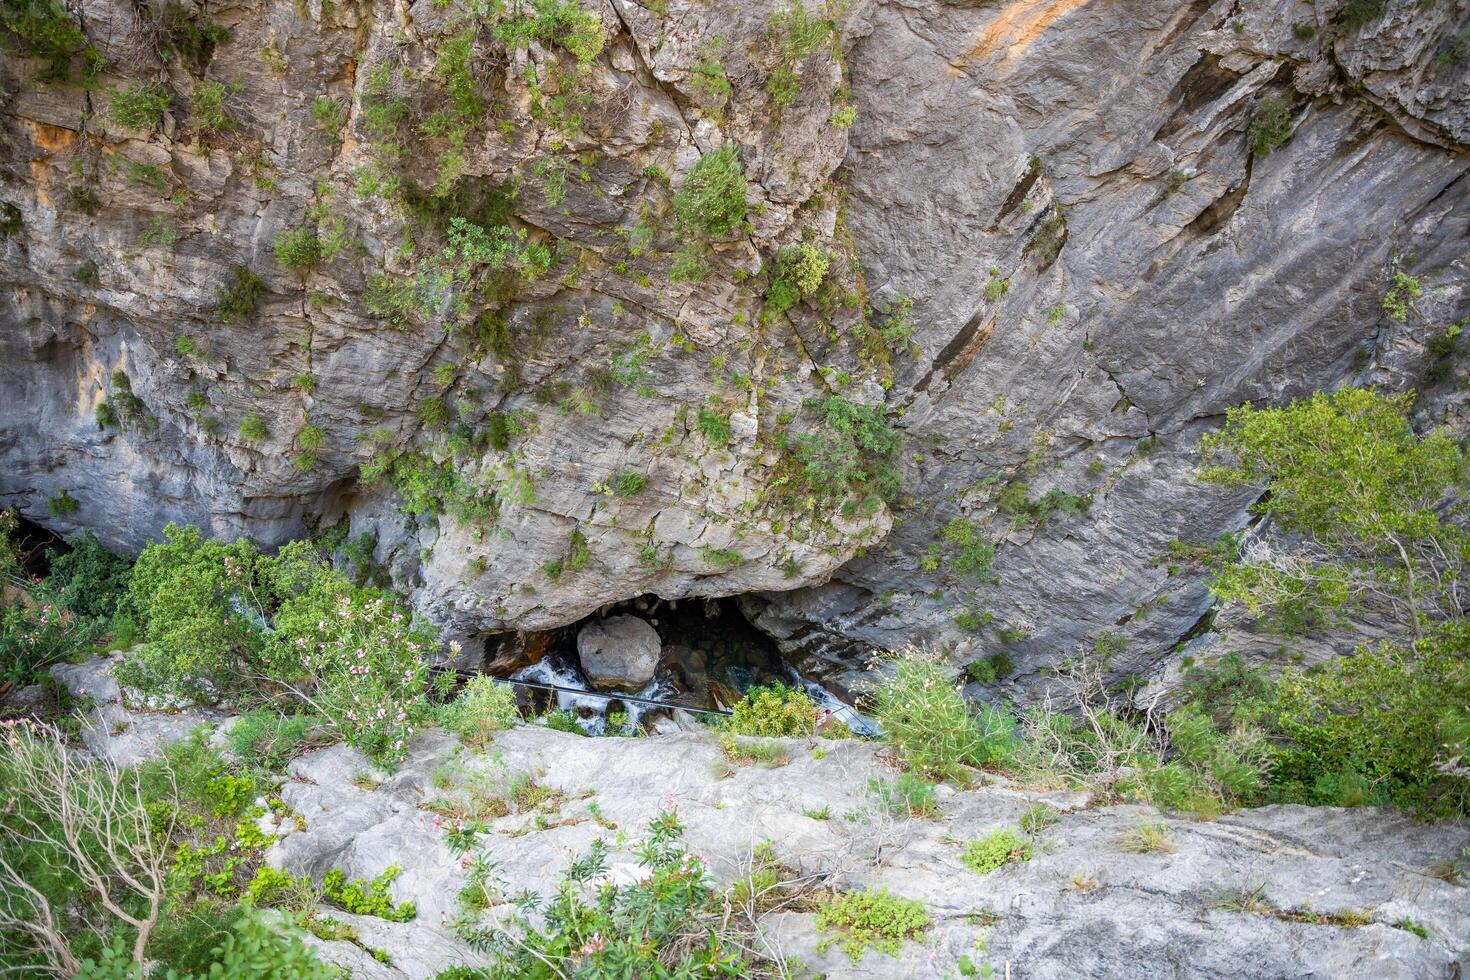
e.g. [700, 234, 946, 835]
[1118, 822, 1173, 854]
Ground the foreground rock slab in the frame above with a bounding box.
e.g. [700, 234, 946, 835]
[265, 726, 1470, 979]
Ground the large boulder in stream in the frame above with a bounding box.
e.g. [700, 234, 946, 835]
[576, 615, 662, 691]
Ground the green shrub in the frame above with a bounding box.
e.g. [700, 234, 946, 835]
[965, 653, 1014, 685]
[0, 0, 94, 84]
[192, 79, 231, 133]
[459, 807, 750, 973]
[726, 683, 821, 737]
[47, 488, 79, 516]
[963, 828, 1032, 874]
[674, 145, 748, 237]
[1339, 0, 1387, 29]
[238, 409, 268, 442]
[1247, 96, 1294, 157]
[118, 523, 264, 697]
[610, 470, 646, 498]
[322, 864, 416, 921]
[871, 648, 1017, 781]
[1269, 633, 1470, 817]
[273, 227, 322, 273]
[108, 82, 172, 129]
[941, 517, 996, 578]
[786, 395, 902, 512]
[441, 674, 520, 747]
[869, 772, 939, 818]
[815, 887, 930, 963]
[227, 709, 326, 771]
[216, 264, 266, 323]
[696, 406, 731, 446]
[765, 243, 830, 313]
[47, 530, 131, 618]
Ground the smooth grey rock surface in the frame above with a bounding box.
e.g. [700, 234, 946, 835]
[575, 613, 662, 689]
[263, 723, 1470, 979]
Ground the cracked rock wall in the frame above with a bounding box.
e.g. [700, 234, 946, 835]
[2, 0, 1467, 691]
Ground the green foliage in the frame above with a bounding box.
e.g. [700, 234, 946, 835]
[1340, 0, 1387, 30]
[996, 482, 1089, 528]
[1199, 387, 1466, 632]
[963, 828, 1032, 875]
[1247, 96, 1293, 157]
[871, 648, 1017, 781]
[160, 3, 231, 76]
[1269, 631, 1470, 817]
[47, 487, 79, 516]
[273, 227, 322, 273]
[216, 265, 266, 323]
[766, 66, 798, 108]
[312, 95, 345, 136]
[726, 683, 821, 737]
[226, 710, 326, 771]
[463, 808, 749, 976]
[940, 517, 996, 579]
[191, 80, 231, 133]
[264, 546, 439, 765]
[785, 395, 902, 513]
[696, 405, 731, 446]
[768, 1, 830, 62]
[673, 145, 748, 238]
[1383, 270, 1422, 323]
[322, 864, 416, 921]
[868, 772, 939, 818]
[440, 674, 520, 747]
[765, 243, 830, 314]
[119, 523, 264, 697]
[238, 409, 268, 442]
[494, 0, 606, 69]
[48, 530, 131, 618]
[1, 0, 97, 85]
[0, 514, 107, 683]
[610, 470, 646, 498]
[108, 82, 173, 130]
[197, 909, 340, 978]
[965, 653, 1014, 685]
[815, 887, 930, 963]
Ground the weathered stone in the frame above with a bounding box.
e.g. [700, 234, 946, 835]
[576, 614, 661, 690]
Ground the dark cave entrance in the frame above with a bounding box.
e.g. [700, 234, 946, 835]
[479, 594, 873, 735]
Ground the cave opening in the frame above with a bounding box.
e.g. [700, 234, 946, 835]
[477, 593, 872, 736]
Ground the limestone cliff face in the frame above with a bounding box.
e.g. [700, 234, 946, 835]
[2, 0, 1467, 689]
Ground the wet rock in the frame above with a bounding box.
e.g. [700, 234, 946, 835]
[576, 615, 661, 690]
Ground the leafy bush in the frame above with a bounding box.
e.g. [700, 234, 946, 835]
[963, 828, 1032, 874]
[118, 523, 264, 697]
[238, 409, 268, 442]
[273, 227, 322, 272]
[216, 265, 266, 323]
[265, 546, 438, 765]
[869, 772, 939, 818]
[786, 395, 902, 513]
[941, 517, 996, 579]
[226, 709, 327, 771]
[726, 683, 821, 737]
[674, 145, 748, 238]
[765, 243, 830, 313]
[871, 648, 1017, 781]
[321, 864, 416, 921]
[440, 674, 519, 747]
[1247, 96, 1294, 157]
[462, 807, 750, 976]
[0, 0, 94, 84]
[48, 530, 131, 618]
[696, 405, 731, 446]
[191, 79, 231, 133]
[108, 82, 172, 130]
[610, 470, 646, 497]
[1269, 632, 1469, 816]
[1200, 387, 1465, 633]
[815, 887, 930, 963]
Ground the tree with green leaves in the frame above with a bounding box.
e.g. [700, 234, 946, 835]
[1199, 387, 1467, 639]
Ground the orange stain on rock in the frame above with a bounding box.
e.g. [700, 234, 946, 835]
[950, 0, 1092, 76]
